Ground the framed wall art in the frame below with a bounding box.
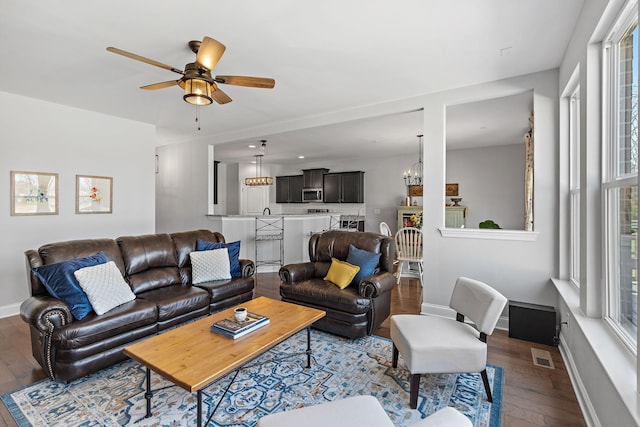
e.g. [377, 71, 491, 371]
[76, 175, 113, 214]
[445, 183, 459, 197]
[10, 170, 59, 216]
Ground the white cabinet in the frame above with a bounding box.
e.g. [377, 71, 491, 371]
[445, 206, 466, 228]
[242, 185, 268, 215]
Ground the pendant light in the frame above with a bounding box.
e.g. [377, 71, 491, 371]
[245, 140, 274, 186]
[403, 134, 423, 196]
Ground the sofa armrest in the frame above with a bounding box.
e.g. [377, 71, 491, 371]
[359, 272, 395, 298]
[20, 296, 73, 330]
[279, 262, 315, 283]
[239, 259, 255, 277]
[20, 296, 73, 380]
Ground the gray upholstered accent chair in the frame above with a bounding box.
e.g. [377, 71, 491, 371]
[390, 277, 507, 409]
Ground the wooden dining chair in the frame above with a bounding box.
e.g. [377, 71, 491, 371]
[394, 227, 423, 287]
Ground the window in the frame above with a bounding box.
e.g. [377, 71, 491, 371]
[603, 8, 638, 348]
[569, 85, 581, 286]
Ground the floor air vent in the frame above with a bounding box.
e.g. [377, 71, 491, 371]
[531, 348, 555, 369]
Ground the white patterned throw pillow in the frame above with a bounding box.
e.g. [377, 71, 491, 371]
[190, 248, 231, 284]
[73, 261, 136, 315]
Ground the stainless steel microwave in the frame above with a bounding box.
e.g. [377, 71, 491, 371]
[302, 188, 323, 202]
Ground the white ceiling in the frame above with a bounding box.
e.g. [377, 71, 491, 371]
[0, 1, 582, 164]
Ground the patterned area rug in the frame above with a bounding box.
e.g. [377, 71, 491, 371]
[1, 330, 502, 427]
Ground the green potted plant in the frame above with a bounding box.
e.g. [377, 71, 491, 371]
[479, 219, 501, 229]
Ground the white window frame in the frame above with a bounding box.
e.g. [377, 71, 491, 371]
[602, 1, 638, 351]
[569, 85, 581, 287]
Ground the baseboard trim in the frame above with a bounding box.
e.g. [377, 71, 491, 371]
[558, 334, 600, 427]
[0, 302, 21, 319]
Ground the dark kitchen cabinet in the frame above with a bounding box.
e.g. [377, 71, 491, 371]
[323, 171, 364, 203]
[302, 168, 329, 188]
[276, 175, 303, 203]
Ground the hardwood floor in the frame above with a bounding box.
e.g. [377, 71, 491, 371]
[0, 273, 586, 426]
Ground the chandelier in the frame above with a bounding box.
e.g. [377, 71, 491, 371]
[245, 140, 274, 186]
[403, 134, 423, 186]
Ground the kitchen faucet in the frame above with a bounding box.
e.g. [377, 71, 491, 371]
[263, 207, 271, 215]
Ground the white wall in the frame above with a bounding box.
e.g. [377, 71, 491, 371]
[446, 144, 524, 230]
[421, 69, 558, 309]
[155, 141, 214, 233]
[0, 91, 156, 317]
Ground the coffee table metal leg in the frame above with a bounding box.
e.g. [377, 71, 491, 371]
[197, 390, 202, 427]
[145, 368, 152, 418]
[306, 326, 312, 368]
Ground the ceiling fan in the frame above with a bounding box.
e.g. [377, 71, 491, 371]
[106, 36, 275, 106]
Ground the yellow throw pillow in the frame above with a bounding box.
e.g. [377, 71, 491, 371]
[324, 258, 360, 289]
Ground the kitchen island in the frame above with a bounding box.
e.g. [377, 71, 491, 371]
[206, 214, 333, 271]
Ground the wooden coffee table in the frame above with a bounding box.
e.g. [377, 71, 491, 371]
[123, 296, 325, 427]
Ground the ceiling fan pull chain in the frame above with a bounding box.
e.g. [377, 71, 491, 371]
[195, 105, 201, 131]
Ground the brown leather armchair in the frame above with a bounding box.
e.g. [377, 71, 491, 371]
[279, 230, 395, 338]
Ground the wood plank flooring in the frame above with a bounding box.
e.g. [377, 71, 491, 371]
[0, 273, 586, 426]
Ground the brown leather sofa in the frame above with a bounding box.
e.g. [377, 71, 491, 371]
[279, 230, 395, 339]
[20, 229, 254, 382]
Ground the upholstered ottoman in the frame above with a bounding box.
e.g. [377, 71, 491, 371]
[256, 395, 472, 427]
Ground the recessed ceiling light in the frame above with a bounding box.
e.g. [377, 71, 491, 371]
[298, 155, 305, 159]
[248, 144, 256, 148]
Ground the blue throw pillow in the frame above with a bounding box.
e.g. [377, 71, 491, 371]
[196, 240, 242, 278]
[346, 244, 381, 286]
[32, 251, 107, 320]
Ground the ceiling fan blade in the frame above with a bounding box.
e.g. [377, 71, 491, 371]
[215, 75, 275, 88]
[196, 37, 226, 71]
[211, 84, 232, 104]
[140, 80, 179, 90]
[106, 47, 184, 75]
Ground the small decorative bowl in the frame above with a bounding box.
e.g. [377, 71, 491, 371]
[450, 197, 462, 206]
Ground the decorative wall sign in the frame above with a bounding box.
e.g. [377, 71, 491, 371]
[408, 184, 423, 197]
[445, 183, 459, 197]
[10, 171, 59, 216]
[76, 175, 113, 214]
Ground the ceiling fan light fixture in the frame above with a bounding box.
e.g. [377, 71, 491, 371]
[183, 78, 212, 105]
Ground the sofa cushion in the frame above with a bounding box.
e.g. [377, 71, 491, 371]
[346, 244, 381, 285]
[171, 229, 224, 267]
[32, 252, 107, 320]
[280, 279, 372, 314]
[117, 234, 181, 293]
[52, 298, 158, 349]
[190, 248, 231, 283]
[137, 285, 210, 322]
[308, 231, 394, 274]
[74, 261, 136, 315]
[324, 258, 360, 289]
[194, 275, 255, 304]
[196, 239, 242, 278]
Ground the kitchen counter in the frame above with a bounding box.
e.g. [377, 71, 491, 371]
[206, 214, 334, 271]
